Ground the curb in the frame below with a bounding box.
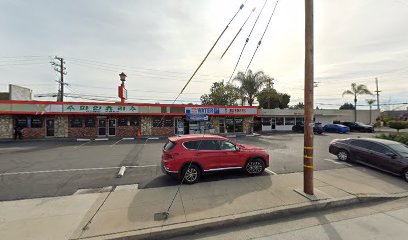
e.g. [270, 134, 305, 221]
[76, 193, 408, 240]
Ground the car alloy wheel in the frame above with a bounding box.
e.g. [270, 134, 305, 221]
[337, 150, 349, 161]
[245, 159, 265, 175]
[182, 165, 201, 184]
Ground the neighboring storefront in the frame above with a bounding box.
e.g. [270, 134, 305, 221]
[0, 100, 257, 139]
[258, 108, 380, 132]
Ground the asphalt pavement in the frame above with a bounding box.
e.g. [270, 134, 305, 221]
[0, 132, 376, 201]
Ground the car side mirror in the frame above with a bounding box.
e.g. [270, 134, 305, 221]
[385, 152, 397, 159]
[235, 146, 241, 151]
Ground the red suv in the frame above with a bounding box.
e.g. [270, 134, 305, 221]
[161, 134, 269, 184]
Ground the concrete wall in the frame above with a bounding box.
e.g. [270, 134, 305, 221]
[55, 115, 68, 138]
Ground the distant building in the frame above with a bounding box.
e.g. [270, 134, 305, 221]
[0, 84, 32, 100]
[382, 110, 408, 120]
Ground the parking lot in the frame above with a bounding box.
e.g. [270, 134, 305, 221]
[0, 132, 376, 201]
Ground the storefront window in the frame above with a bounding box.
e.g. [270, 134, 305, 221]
[153, 117, 173, 127]
[70, 118, 82, 128]
[15, 116, 28, 127]
[31, 117, 43, 128]
[235, 118, 243, 132]
[85, 118, 96, 127]
[296, 117, 304, 125]
[225, 117, 234, 133]
[129, 117, 140, 126]
[276, 117, 284, 125]
[262, 118, 271, 126]
[118, 118, 128, 126]
[285, 117, 295, 125]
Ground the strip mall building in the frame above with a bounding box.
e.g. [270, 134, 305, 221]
[0, 100, 257, 139]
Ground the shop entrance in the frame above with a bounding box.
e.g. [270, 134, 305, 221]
[108, 119, 116, 136]
[271, 117, 276, 130]
[98, 119, 107, 136]
[46, 119, 55, 137]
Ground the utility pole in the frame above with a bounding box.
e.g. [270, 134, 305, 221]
[375, 78, 381, 110]
[304, 0, 314, 195]
[50, 56, 67, 102]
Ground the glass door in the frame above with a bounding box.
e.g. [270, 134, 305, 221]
[98, 119, 107, 136]
[108, 119, 116, 136]
[46, 119, 55, 137]
[271, 118, 276, 130]
[219, 118, 225, 133]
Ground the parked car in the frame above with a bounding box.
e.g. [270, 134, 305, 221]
[341, 122, 374, 132]
[329, 138, 408, 182]
[161, 134, 269, 184]
[323, 124, 350, 133]
[292, 123, 323, 134]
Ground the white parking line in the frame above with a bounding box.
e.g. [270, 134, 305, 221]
[0, 165, 160, 176]
[0, 167, 121, 176]
[323, 158, 352, 167]
[122, 137, 135, 140]
[126, 165, 159, 168]
[265, 168, 277, 175]
[147, 137, 160, 140]
[77, 138, 91, 142]
[110, 139, 123, 147]
[95, 138, 108, 141]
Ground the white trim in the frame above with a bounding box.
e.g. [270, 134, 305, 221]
[203, 166, 242, 172]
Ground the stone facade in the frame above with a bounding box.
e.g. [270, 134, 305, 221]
[22, 127, 45, 139]
[243, 116, 253, 134]
[54, 115, 68, 138]
[117, 126, 140, 138]
[152, 127, 174, 136]
[210, 117, 220, 133]
[0, 115, 13, 139]
[141, 116, 152, 136]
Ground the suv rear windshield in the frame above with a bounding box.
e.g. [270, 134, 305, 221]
[163, 141, 176, 151]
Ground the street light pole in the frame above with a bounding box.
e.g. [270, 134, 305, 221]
[304, 0, 314, 195]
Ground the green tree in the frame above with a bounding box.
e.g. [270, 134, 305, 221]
[366, 99, 376, 124]
[257, 88, 291, 109]
[342, 83, 372, 121]
[233, 70, 271, 106]
[339, 102, 355, 110]
[290, 102, 304, 109]
[200, 81, 240, 105]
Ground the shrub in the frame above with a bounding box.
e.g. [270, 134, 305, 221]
[388, 121, 408, 133]
[376, 133, 408, 145]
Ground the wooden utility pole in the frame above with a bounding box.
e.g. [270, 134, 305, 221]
[51, 56, 67, 102]
[375, 78, 381, 110]
[304, 0, 314, 195]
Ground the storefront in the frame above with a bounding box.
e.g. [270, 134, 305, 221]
[0, 101, 258, 139]
[259, 108, 380, 132]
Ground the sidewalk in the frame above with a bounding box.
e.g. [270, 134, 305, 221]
[1, 167, 408, 240]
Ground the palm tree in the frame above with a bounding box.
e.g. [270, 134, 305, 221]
[366, 99, 376, 124]
[342, 83, 373, 122]
[233, 70, 271, 106]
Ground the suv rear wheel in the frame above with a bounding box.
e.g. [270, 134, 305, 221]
[181, 164, 201, 184]
[245, 158, 265, 176]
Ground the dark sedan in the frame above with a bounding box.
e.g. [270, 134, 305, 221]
[292, 123, 323, 134]
[341, 122, 374, 133]
[329, 138, 408, 181]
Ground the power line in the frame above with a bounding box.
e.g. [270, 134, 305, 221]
[227, 0, 268, 82]
[221, 7, 256, 59]
[176, 0, 249, 100]
[245, 0, 280, 72]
